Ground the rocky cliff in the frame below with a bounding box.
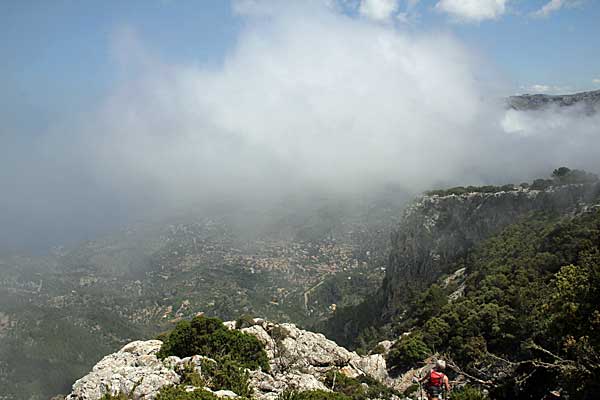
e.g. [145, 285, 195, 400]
[381, 183, 600, 318]
[508, 89, 600, 114]
[65, 319, 398, 400]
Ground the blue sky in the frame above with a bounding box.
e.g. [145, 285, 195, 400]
[1, 0, 600, 252]
[1, 0, 599, 131]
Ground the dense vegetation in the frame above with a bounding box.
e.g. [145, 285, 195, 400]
[156, 387, 228, 400]
[181, 356, 253, 397]
[386, 209, 600, 399]
[425, 184, 519, 197]
[323, 371, 399, 400]
[425, 167, 599, 196]
[157, 315, 269, 371]
[277, 390, 349, 400]
[275, 371, 400, 400]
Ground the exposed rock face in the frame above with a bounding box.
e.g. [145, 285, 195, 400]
[249, 370, 328, 400]
[508, 89, 600, 114]
[66, 319, 396, 400]
[66, 340, 179, 400]
[382, 184, 600, 317]
[350, 355, 388, 383]
[249, 322, 357, 369]
[241, 320, 393, 399]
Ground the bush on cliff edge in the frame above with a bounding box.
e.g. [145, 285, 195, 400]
[157, 315, 269, 372]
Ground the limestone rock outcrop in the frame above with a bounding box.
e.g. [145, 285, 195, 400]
[66, 319, 398, 400]
[66, 340, 179, 400]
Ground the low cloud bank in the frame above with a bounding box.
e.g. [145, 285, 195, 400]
[2, 1, 600, 251]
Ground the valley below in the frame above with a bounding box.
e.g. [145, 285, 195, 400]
[0, 192, 406, 400]
[2, 169, 600, 400]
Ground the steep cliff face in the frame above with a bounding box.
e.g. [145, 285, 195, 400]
[381, 183, 600, 318]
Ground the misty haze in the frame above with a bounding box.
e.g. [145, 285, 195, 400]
[1, 1, 599, 400]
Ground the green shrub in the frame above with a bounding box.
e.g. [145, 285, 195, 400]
[370, 344, 386, 354]
[322, 371, 399, 400]
[423, 317, 450, 349]
[179, 362, 205, 387]
[200, 356, 252, 397]
[324, 371, 364, 399]
[277, 390, 350, 400]
[384, 208, 600, 396]
[157, 315, 269, 371]
[403, 383, 419, 396]
[552, 167, 599, 184]
[451, 385, 488, 400]
[531, 179, 553, 190]
[387, 333, 430, 370]
[359, 374, 400, 400]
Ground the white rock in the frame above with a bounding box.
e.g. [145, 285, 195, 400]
[214, 389, 239, 398]
[351, 354, 389, 382]
[223, 320, 236, 330]
[376, 340, 395, 354]
[121, 340, 163, 356]
[66, 340, 179, 400]
[67, 319, 401, 400]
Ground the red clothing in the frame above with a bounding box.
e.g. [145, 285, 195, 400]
[429, 370, 445, 387]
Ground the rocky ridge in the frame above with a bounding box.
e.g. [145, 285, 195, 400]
[508, 89, 600, 114]
[381, 183, 600, 317]
[66, 319, 399, 400]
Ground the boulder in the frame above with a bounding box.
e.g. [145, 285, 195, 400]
[66, 341, 179, 400]
[351, 354, 389, 382]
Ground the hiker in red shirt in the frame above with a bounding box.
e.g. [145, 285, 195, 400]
[419, 359, 451, 399]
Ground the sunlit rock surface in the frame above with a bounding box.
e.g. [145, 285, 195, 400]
[66, 319, 398, 400]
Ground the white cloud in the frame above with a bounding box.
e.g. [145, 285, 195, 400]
[528, 84, 551, 93]
[359, 0, 399, 21]
[435, 0, 507, 22]
[11, 2, 600, 229]
[502, 107, 600, 145]
[532, 0, 579, 18]
[593, 78, 600, 85]
[520, 84, 573, 94]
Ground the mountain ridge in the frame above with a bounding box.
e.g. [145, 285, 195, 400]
[64, 317, 402, 400]
[508, 89, 600, 113]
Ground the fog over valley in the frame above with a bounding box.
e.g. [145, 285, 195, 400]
[2, 2, 600, 400]
[2, 1, 599, 253]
